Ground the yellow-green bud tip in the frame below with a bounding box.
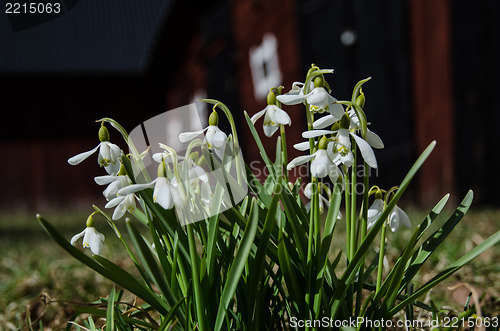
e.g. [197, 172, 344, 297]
[208, 110, 219, 126]
[375, 189, 383, 200]
[340, 114, 350, 129]
[157, 162, 166, 178]
[267, 90, 276, 105]
[318, 136, 328, 150]
[98, 124, 110, 142]
[117, 163, 126, 176]
[86, 214, 95, 227]
[314, 76, 324, 88]
[355, 89, 365, 108]
[189, 151, 199, 161]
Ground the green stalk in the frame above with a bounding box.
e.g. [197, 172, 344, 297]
[186, 224, 208, 331]
[280, 124, 289, 183]
[200, 99, 244, 186]
[305, 177, 318, 320]
[376, 223, 387, 293]
[355, 162, 369, 316]
[350, 143, 357, 260]
[343, 165, 351, 261]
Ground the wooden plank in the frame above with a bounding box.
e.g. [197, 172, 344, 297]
[409, 0, 456, 204]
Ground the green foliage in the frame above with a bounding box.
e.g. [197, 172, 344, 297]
[37, 66, 500, 330]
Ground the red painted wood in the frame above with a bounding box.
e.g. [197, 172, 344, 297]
[409, 0, 456, 204]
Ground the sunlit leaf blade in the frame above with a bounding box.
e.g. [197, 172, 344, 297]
[331, 141, 436, 318]
[214, 198, 260, 331]
[390, 225, 500, 315]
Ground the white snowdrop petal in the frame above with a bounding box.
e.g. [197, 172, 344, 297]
[70, 229, 86, 246]
[94, 175, 117, 185]
[250, 109, 267, 124]
[273, 108, 291, 125]
[313, 115, 336, 129]
[293, 142, 311, 151]
[263, 124, 279, 137]
[105, 196, 125, 208]
[67, 144, 100, 165]
[302, 130, 335, 139]
[117, 181, 155, 196]
[365, 129, 384, 149]
[179, 128, 208, 142]
[287, 153, 316, 170]
[351, 133, 378, 169]
[276, 93, 308, 105]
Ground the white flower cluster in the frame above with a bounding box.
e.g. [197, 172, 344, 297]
[67, 118, 231, 254]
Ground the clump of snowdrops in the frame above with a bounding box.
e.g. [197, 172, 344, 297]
[37, 64, 500, 330]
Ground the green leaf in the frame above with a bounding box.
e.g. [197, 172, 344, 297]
[105, 288, 116, 331]
[247, 178, 281, 326]
[244, 111, 276, 180]
[37, 215, 169, 316]
[330, 141, 436, 318]
[390, 222, 500, 315]
[214, 198, 260, 331]
[399, 192, 471, 290]
[126, 219, 180, 311]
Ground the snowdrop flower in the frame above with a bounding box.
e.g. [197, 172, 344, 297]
[105, 192, 136, 220]
[277, 75, 344, 118]
[94, 163, 130, 200]
[367, 198, 411, 232]
[70, 214, 105, 255]
[251, 90, 291, 137]
[287, 136, 342, 181]
[179, 110, 227, 159]
[303, 114, 380, 169]
[68, 123, 123, 175]
[367, 198, 384, 230]
[313, 106, 384, 153]
[118, 159, 181, 210]
[388, 205, 411, 232]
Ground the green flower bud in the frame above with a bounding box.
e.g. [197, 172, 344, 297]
[314, 76, 324, 88]
[340, 114, 350, 129]
[355, 88, 365, 108]
[189, 151, 199, 162]
[157, 161, 166, 178]
[86, 214, 95, 227]
[267, 90, 276, 105]
[318, 136, 328, 150]
[208, 110, 219, 126]
[117, 163, 126, 176]
[98, 124, 110, 142]
[375, 189, 383, 200]
[330, 122, 340, 131]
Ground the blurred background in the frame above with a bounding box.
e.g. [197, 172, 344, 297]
[2, 1, 500, 327]
[0, 0, 498, 212]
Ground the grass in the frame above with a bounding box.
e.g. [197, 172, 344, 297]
[0, 207, 499, 330]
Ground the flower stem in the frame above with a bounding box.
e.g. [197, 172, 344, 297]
[355, 161, 369, 316]
[280, 124, 289, 183]
[376, 223, 387, 293]
[350, 143, 357, 260]
[343, 165, 351, 261]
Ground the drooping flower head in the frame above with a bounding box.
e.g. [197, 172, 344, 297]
[70, 214, 105, 255]
[288, 136, 342, 182]
[179, 110, 228, 159]
[68, 123, 123, 175]
[367, 188, 411, 232]
[251, 90, 291, 137]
